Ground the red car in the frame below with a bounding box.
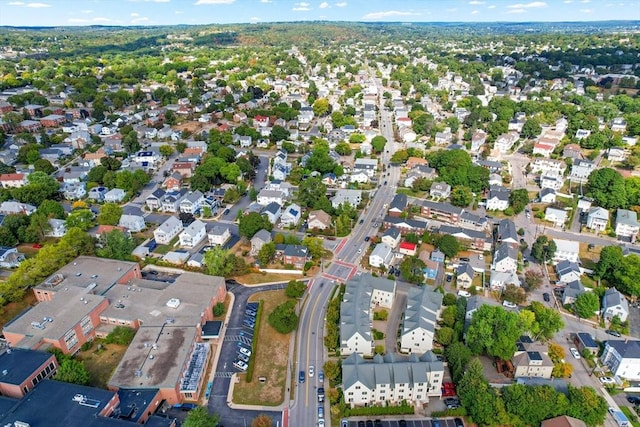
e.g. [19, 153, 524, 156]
[32, 243, 42, 249]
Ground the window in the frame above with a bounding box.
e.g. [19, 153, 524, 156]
[80, 316, 93, 335]
[23, 386, 28, 394]
[64, 329, 78, 351]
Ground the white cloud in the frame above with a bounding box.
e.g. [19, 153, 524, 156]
[175, 10, 184, 13]
[194, 0, 235, 4]
[563, 0, 573, 3]
[507, 1, 547, 8]
[507, 8, 526, 13]
[335, 1, 347, 6]
[81, 9, 94, 14]
[362, 10, 420, 19]
[469, 0, 485, 4]
[581, 0, 591, 3]
[26, 2, 52, 7]
[131, 12, 140, 17]
[292, 1, 311, 10]
[319, 1, 329, 8]
[580, 8, 593, 12]
[488, 4, 496, 8]
[471, 9, 480, 14]
[260, 0, 272, 2]
[68, 16, 115, 24]
[249, 16, 260, 21]
[128, 0, 170, 3]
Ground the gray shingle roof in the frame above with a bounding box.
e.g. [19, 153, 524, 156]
[606, 340, 640, 359]
[402, 287, 443, 336]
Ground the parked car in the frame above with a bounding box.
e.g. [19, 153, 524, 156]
[570, 348, 581, 359]
[454, 418, 464, 427]
[502, 300, 517, 309]
[237, 353, 249, 363]
[341, 420, 348, 427]
[318, 421, 325, 427]
[234, 360, 248, 371]
[457, 290, 471, 298]
[299, 371, 305, 383]
[600, 377, 615, 385]
[543, 293, 550, 302]
[627, 395, 640, 405]
[318, 405, 324, 419]
[319, 371, 324, 382]
[399, 421, 407, 427]
[364, 236, 370, 242]
[606, 329, 622, 337]
[239, 347, 251, 357]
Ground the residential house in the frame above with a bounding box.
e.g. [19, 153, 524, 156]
[439, 225, 492, 252]
[87, 185, 108, 201]
[496, 219, 519, 245]
[570, 159, 596, 183]
[331, 189, 362, 210]
[459, 212, 489, 230]
[388, 194, 408, 217]
[381, 228, 402, 249]
[104, 188, 126, 203]
[398, 242, 418, 257]
[341, 352, 443, 408]
[369, 243, 394, 269]
[418, 200, 463, 223]
[400, 287, 443, 354]
[145, 188, 166, 210]
[529, 158, 567, 176]
[118, 214, 146, 233]
[257, 189, 286, 207]
[162, 172, 183, 191]
[435, 128, 453, 145]
[179, 191, 205, 214]
[172, 161, 196, 178]
[540, 171, 564, 191]
[153, 216, 183, 245]
[540, 188, 557, 203]
[601, 340, 640, 381]
[465, 296, 482, 322]
[586, 207, 609, 232]
[0, 247, 25, 268]
[179, 220, 207, 248]
[0, 201, 36, 216]
[46, 219, 67, 238]
[532, 142, 555, 157]
[494, 132, 519, 153]
[545, 207, 568, 228]
[307, 210, 332, 231]
[423, 259, 439, 280]
[0, 173, 26, 189]
[62, 182, 86, 201]
[431, 250, 445, 263]
[187, 252, 205, 269]
[556, 260, 582, 284]
[207, 225, 231, 246]
[250, 229, 272, 256]
[492, 242, 518, 272]
[340, 274, 396, 357]
[562, 280, 586, 305]
[608, 147, 627, 163]
[616, 209, 640, 242]
[486, 186, 510, 211]
[353, 159, 378, 177]
[280, 203, 302, 227]
[563, 144, 583, 159]
[262, 202, 282, 225]
[456, 263, 475, 289]
[490, 270, 521, 291]
[471, 130, 487, 152]
[602, 288, 629, 322]
[283, 245, 310, 269]
[513, 349, 554, 380]
[430, 182, 451, 199]
[489, 173, 503, 187]
[382, 216, 428, 236]
[553, 239, 580, 263]
[161, 190, 188, 213]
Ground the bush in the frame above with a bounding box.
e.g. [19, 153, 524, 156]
[372, 329, 385, 340]
[374, 345, 385, 355]
[267, 300, 298, 334]
[213, 302, 225, 317]
[373, 310, 388, 321]
[80, 341, 93, 352]
[344, 401, 414, 417]
[104, 326, 136, 345]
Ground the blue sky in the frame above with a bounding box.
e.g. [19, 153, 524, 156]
[1, 0, 639, 26]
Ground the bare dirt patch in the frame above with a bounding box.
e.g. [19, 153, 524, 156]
[232, 289, 292, 406]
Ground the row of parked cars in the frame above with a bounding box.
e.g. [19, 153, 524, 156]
[232, 302, 259, 371]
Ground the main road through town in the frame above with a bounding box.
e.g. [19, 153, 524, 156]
[289, 75, 399, 427]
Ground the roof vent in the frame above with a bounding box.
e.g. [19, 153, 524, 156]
[2, 370, 8, 375]
[166, 298, 181, 309]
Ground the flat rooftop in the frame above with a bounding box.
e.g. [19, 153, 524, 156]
[4, 287, 106, 344]
[0, 347, 54, 385]
[35, 256, 139, 296]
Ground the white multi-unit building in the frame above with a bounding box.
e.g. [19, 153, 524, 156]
[553, 239, 580, 263]
[153, 216, 183, 245]
[178, 220, 207, 248]
[601, 340, 640, 381]
[400, 287, 443, 354]
[615, 209, 640, 242]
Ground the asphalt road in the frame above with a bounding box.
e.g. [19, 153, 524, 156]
[207, 281, 287, 427]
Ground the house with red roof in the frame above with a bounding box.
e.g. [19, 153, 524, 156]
[254, 115, 269, 127]
[0, 173, 26, 189]
[398, 241, 418, 256]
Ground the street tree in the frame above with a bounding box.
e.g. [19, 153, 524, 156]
[97, 203, 123, 226]
[566, 386, 608, 427]
[509, 189, 529, 214]
[524, 270, 543, 291]
[238, 212, 272, 238]
[323, 360, 341, 386]
[285, 280, 307, 299]
[183, 407, 220, 427]
[371, 135, 386, 153]
[159, 144, 174, 157]
[312, 98, 330, 117]
[436, 234, 460, 258]
[33, 158, 54, 174]
[527, 301, 564, 340]
[268, 300, 299, 334]
[574, 292, 600, 319]
[301, 236, 324, 259]
[587, 168, 627, 210]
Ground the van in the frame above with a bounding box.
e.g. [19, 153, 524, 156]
[609, 407, 630, 427]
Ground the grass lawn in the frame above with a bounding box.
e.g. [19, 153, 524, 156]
[579, 242, 602, 269]
[234, 272, 303, 285]
[232, 290, 291, 406]
[0, 292, 36, 329]
[212, 293, 231, 320]
[17, 243, 42, 259]
[76, 340, 128, 389]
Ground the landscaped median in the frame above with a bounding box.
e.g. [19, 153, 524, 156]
[232, 289, 294, 406]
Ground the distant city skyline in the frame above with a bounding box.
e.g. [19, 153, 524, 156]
[0, 0, 639, 27]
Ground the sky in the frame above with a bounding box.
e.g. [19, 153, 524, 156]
[0, 0, 639, 27]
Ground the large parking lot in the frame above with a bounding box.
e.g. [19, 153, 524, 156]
[344, 419, 463, 427]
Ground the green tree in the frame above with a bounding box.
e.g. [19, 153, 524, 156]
[65, 209, 94, 231]
[527, 301, 564, 340]
[55, 359, 90, 385]
[613, 254, 640, 296]
[96, 230, 135, 260]
[37, 199, 65, 219]
[521, 118, 542, 138]
[435, 326, 454, 345]
[159, 144, 174, 157]
[446, 341, 472, 382]
[33, 158, 54, 174]
[457, 358, 505, 426]
[371, 135, 386, 153]
[285, 280, 307, 299]
[399, 256, 426, 284]
[465, 304, 524, 360]
[0, 227, 17, 246]
[204, 246, 230, 276]
[450, 186, 473, 207]
[334, 142, 351, 156]
[11, 171, 59, 206]
[531, 235, 556, 263]
[268, 300, 299, 334]
[436, 234, 460, 258]
[524, 270, 543, 292]
[566, 386, 608, 427]
[104, 326, 136, 345]
[587, 168, 627, 209]
[297, 176, 327, 209]
[312, 98, 330, 117]
[97, 203, 123, 226]
[574, 292, 600, 319]
[269, 125, 290, 143]
[182, 407, 220, 427]
[301, 236, 324, 259]
[509, 189, 529, 214]
[257, 241, 276, 266]
[323, 360, 341, 385]
[238, 212, 272, 238]
[595, 245, 623, 280]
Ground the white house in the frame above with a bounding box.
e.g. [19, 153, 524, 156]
[350, 171, 370, 184]
[586, 207, 609, 232]
[0, 201, 36, 216]
[118, 214, 146, 233]
[261, 202, 282, 225]
[430, 182, 451, 199]
[400, 287, 443, 354]
[250, 229, 272, 256]
[492, 242, 518, 273]
[331, 189, 362, 210]
[179, 219, 207, 248]
[540, 172, 564, 191]
[179, 191, 205, 214]
[46, 218, 67, 238]
[570, 159, 596, 183]
[602, 288, 629, 323]
[207, 225, 231, 246]
[381, 228, 402, 249]
[256, 189, 286, 206]
[352, 158, 378, 177]
[601, 340, 640, 381]
[341, 352, 443, 409]
[494, 132, 519, 153]
[369, 242, 394, 269]
[104, 188, 127, 203]
[490, 270, 521, 291]
[280, 203, 302, 227]
[540, 188, 557, 204]
[553, 239, 580, 263]
[616, 209, 640, 242]
[556, 260, 582, 284]
[0, 246, 25, 268]
[153, 216, 183, 245]
[486, 186, 510, 211]
[545, 207, 568, 228]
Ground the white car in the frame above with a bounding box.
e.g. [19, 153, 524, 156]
[600, 377, 615, 385]
[457, 290, 471, 298]
[239, 347, 252, 357]
[502, 300, 517, 309]
[309, 365, 315, 377]
[318, 421, 325, 427]
[234, 360, 248, 371]
[570, 348, 581, 359]
[357, 248, 362, 254]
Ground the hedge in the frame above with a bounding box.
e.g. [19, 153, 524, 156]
[344, 401, 414, 417]
[245, 299, 263, 382]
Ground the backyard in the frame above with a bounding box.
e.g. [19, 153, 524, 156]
[0, 291, 36, 329]
[232, 289, 292, 406]
[76, 340, 128, 389]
